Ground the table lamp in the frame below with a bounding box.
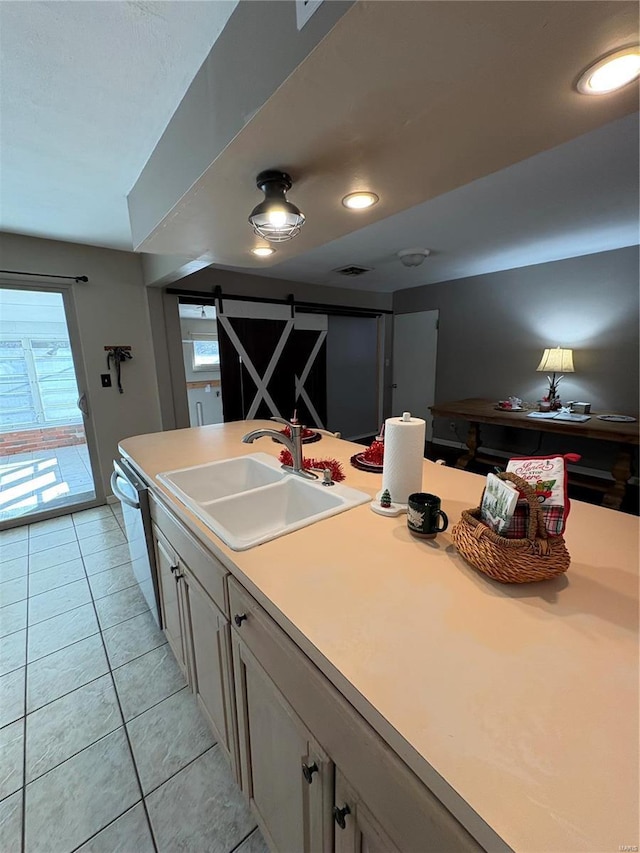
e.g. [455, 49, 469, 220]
[536, 347, 574, 406]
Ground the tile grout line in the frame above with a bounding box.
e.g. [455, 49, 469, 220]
[141, 742, 218, 800]
[23, 598, 93, 631]
[122, 681, 185, 726]
[14, 678, 189, 798]
[20, 595, 159, 716]
[3, 564, 138, 607]
[24, 670, 111, 720]
[23, 717, 126, 789]
[15, 567, 143, 611]
[0, 659, 172, 737]
[15, 603, 163, 671]
[81, 540, 160, 853]
[12, 505, 219, 853]
[229, 825, 262, 853]
[66, 801, 145, 853]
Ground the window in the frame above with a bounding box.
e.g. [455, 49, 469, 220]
[192, 338, 220, 372]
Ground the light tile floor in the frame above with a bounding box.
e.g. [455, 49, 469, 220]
[0, 504, 268, 853]
[0, 445, 96, 525]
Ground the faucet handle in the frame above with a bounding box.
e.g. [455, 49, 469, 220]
[309, 467, 334, 486]
[270, 416, 306, 433]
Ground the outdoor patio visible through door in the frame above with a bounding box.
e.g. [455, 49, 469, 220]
[0, 286, 99, 524]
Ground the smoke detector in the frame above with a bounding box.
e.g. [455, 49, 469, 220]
[398, 248, 431, 267]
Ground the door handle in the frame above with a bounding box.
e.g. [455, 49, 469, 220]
[391, 383, 398, 389]
[77, 392, 89, 417]
[110, 471, 139, 509]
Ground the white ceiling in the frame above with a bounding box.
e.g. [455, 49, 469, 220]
[0, 0, 637, 294]
[178, 303, 216, 320]
[0, 0, 237, 249]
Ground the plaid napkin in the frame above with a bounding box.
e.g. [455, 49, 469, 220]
[503, 502, 565, 539]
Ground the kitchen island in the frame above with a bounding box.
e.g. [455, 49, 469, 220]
[120, 421, 639, 853]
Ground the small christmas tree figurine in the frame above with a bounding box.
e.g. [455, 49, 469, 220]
[380, 489, 391, 508]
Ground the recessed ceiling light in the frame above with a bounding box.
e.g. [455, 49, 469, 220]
[251, 246, 276, 257]
[342, 191, 379, 210]
[577, 46, 640, 94]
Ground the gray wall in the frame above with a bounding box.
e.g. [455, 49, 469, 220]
[326, 315, 380, 439]
[393, 246, 639, 469]
[0, 233, 162, 496]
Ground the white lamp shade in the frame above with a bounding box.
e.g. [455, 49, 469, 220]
[536, 347, 575, 373]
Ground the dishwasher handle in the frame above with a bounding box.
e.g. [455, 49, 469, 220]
[110, 471, 140, 510]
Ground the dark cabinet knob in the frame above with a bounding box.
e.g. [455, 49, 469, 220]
[234, 613, 248, 627]
[302, 761, 318, 784]
[170, 564, 179, 573]
[332, 804, 351, 829]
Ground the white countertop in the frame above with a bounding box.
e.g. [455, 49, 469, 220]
[120, 421, 639, 853]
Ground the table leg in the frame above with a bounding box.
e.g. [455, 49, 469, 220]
[602, 445, 632, 511]
[456, 421, 479, 469]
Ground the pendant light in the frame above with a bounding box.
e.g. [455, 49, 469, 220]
[248, 170, 305, 242]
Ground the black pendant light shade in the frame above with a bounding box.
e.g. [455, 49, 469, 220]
[248, 170, 305, 242]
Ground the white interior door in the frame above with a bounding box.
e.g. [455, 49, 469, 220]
[392, 310, 439, 441]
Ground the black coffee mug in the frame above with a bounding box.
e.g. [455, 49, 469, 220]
[407, 493, 448, 538]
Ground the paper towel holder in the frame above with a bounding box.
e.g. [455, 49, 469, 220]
[370, 491, 408, 517]
[370, 410, 425, 516]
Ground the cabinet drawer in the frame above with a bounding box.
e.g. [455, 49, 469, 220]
[150, 493, 228, 616]
[229, 578, 484, 853]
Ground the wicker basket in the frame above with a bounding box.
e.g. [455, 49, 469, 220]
[451, 472, 570, 583]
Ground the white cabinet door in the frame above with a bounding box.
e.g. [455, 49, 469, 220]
[333, 769, 401, 853]
[153, 528, 188, 677]
[232, 631, 333, 853]
[181, 566, 238, 778]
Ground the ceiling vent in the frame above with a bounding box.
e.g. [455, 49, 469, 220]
[334, 265, 373, 277]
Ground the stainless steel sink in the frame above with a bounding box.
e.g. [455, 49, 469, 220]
[157, 453, 370, 550]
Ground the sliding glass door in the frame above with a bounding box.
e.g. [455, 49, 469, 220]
[0, 286, 101, 525]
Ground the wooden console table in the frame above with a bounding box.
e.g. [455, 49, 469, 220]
[430, 398, 639, 511]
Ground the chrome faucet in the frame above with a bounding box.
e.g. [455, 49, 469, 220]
[241, 417, 318, 480]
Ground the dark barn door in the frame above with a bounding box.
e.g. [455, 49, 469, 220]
[217, 303, 327, 427]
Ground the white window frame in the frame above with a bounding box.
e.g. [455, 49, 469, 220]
[190, 335, 220, 373]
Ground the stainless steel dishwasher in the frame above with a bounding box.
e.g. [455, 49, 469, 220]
[111, 457, 162, 627]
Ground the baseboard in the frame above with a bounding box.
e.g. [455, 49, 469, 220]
[431, 439, 639, 486]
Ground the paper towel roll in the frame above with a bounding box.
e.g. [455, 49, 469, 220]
[381, 412, 425, 505]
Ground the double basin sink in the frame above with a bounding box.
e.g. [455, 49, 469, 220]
[157, 453, 370, 550]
